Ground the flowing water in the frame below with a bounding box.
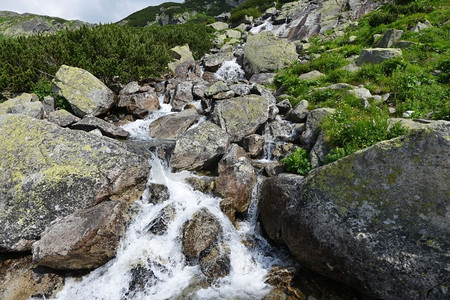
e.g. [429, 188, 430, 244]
[52, 95, 288, 299]
[214, 59, 245, 82]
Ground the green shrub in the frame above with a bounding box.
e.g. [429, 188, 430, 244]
[281, 148, 312, 175]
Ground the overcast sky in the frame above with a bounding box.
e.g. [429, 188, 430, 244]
[0, 0, 184, 24]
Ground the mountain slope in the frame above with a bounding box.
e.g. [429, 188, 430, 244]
[0, 11, 88, 37]
[119, 0, 236, 27]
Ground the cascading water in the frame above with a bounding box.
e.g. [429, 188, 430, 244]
[215, 59, 245, 82]
[250, 18, 274, 35]
[51, 94, 289, 300]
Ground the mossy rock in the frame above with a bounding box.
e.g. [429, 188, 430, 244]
[260, 121, 450, 299]
[0, 114, 150, 252]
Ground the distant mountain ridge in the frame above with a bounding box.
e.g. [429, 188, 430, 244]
[0, 11, 89, 37]
[119, 0, 244, 27]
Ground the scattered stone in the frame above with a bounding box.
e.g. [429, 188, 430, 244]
[182, 209, 222, 259]
[53, 65, 115, 117]
[301, 108, 335, 151]
[42, 96, 55, 114]
[0, 93, 44, 119]
[71, 116, 130, 139]
[215, 144, 257, 213]
[242, 134, 265, 158]
[192, 81, 210, 99]
[118, 91, 160, 117]
[149, 109, 201, 139]
[168, 45, 196, 79]
[357, 48, 402, 65]
[212, 95, 271, 142]
[299, 70, 324, 81]
[48, 109, 80, 127]
[289, 100, 309, 123]
[203, 53, 232, 72]
[341, 63, 360, 72]
[403, 110, 414, 118]
[215, 12, 231, 22]
[120, 81, 140, 95]
[412, 20, 432, 33]
[170, 121, 230, 171]
[32, 200, 129, 270]
[310, 132, 331, 168]
[276, 99, 292, 115]
[374, 29, 403, 48]
[209, 22, 229, 31]
[348, 35, 358, 44]
[229, 84, 251, 96]
[213, 90, 236, 100]
[249, 73, 276, 85]
[204, 81, 230, 98]
[0, 114, 149, 252]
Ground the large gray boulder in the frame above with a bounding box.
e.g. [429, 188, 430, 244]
[212, 95, 270, 142]
[0, 93, 43, 119]
[357, 48, 402, 65]
[301, 108, 335, 151]
[170, 121, 230, 171]
[32, 200, 129, 270]
[0, 114, 150, 252]
[243, 31, 297, 77]
[374, 29, 403, 48]
[260, 122, 450, 299]
[53, 65, 116, 118]
[148, 109, 201, 139]
[215, 144, 257, 213]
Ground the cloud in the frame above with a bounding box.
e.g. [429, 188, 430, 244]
[0, 0, 183, 23]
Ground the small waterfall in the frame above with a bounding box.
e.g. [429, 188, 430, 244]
[250, 18, 274, 35]
[215, 59, 245, 82]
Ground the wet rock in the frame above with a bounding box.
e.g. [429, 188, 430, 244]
[271, 142, 299, 160]
[215, 144, 257, 213]
[32, 200, 129, 270]
[0, 93, 44, 119]
[220, 198, 236, 225]
[147, 183, 170, 205]
[185, 176, 215, 194]
[357, 48, 402, 65]
[242, 134, 265, 158]
[212, 95, 270, 142]
[170, 121, 230, 171]
[71, 116, 130, 139]
[260, 122, 450, 299]
[301, 108, 334, 151]
[203, 53, 232, 72]
[0, 256, 64, 300]
[243, 31, 297, 77]
[182, 209, 222, 259]
[149, 109, 200, 139]
[374, 29, 403, 48]
[146, 204, 176, 235]
[0, 114, 149, 252]
[199, 243, 230, 282]
[172, 81, 194, 111]
[118, 91, 160, 117]
[299, 70, 324, 81]
[53, 65, 115, 118]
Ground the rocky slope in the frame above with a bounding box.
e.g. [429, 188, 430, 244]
[0, 0, 448, 299]
[0, 11, 88, 37]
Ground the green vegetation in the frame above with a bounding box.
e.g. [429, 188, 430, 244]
[122, 0, 232, 27]
[281, 148, 312, 175]
[0, 23, 214, 95]
[229, 0, 292, 24]
[275, 0, 448, 171]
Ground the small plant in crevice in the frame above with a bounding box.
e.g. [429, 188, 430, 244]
[281, 148, 312, 176]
